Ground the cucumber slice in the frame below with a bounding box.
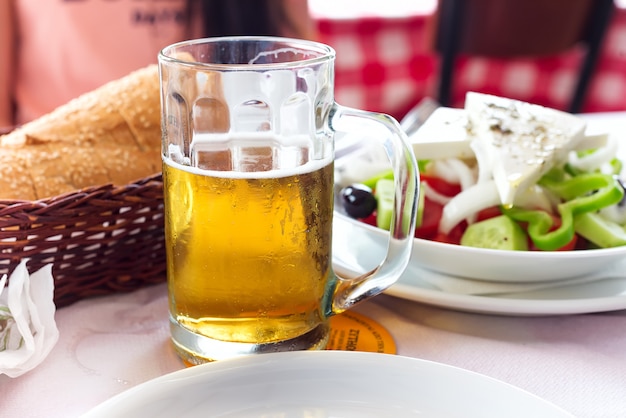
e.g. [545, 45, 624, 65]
[574, 211, 626, 248]
[375, 178, 395, 230]
[460, 215, 529, 251]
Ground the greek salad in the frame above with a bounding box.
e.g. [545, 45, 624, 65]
[338, 93, 626, 252]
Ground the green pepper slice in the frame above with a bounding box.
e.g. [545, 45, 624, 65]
[505, 173, 623, 251]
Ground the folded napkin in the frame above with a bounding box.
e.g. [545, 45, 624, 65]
[0, 260, 59, 378]
[419, 260, 625, 296]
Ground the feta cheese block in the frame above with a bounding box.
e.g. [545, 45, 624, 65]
[410, 107, 474, 160]
[464, 92, 587, 206]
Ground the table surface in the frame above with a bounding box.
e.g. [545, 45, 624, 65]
[3, 112, 626, 418]
[2, 283, 626, 418]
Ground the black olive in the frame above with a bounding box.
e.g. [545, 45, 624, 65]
[340, 184, 377, 219]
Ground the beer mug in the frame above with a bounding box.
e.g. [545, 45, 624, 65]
[158, 37, 419, 364]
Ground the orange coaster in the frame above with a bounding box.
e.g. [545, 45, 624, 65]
[326, 311, 396, 354]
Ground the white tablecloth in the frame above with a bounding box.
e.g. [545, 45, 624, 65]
[1, 283, 626, 417]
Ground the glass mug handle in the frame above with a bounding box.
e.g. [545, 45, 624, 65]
[326, 104, 420, 316]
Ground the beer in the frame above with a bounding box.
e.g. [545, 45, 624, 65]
[163, 151, 334, 349]
[160, 37, 418, 364]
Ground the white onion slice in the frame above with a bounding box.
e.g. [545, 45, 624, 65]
[428, 158, 476, 188]
[599, 204, 626, 225]
[568, 135, 618, 172]
[469, 139, 493, 184]
[445, 158, 476, 191]
[513, 185, 555, 214]
[428, 159, 477, 188]
[421, 182, 452, 205]
[439, 180, 500, 234]
[429, 160, 462, 185]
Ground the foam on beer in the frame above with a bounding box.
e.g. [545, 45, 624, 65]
[165, 131, 333, 179]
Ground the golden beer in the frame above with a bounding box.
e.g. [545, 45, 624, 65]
[163, 152, 334, 352]
[160, 37, 418, 364]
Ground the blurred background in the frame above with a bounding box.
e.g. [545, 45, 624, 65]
[309, 0, 626, 121]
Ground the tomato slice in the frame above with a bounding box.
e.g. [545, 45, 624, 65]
[416, 196, 468, 244]
[433, 222, 465, 245]
[414, 176, 461, 241]
[360, 213, 378, 228]
[476, 206, 502, 222]
[420, 175, 462, 197]
[415, 197, 443, 240]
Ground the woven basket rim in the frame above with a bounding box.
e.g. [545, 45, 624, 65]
[0, 172, 166, 308]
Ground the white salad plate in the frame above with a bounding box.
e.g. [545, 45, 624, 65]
[333, 208, 626, 316]
[336, 213, 626, 283]
[332, 112, 626, 315]
[81, 351, 572, 417]
[335, 112, 626, 283]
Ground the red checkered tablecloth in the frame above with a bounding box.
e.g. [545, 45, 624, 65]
[314, 7, 626, 120]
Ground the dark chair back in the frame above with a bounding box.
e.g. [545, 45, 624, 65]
[434, 0, 615, 113]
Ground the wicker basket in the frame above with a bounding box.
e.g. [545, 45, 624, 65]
[0, 173, 166, 308]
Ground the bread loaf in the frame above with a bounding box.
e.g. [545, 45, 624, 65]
[0, 65, 162, 200]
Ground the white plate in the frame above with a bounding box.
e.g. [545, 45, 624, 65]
[334, 112, 626, 283]
[335, 211, 626, 283]
[333, 214, 626, 316]
[81, 351, 572, 417]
